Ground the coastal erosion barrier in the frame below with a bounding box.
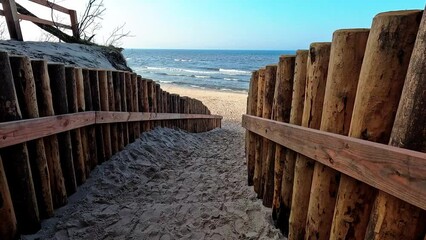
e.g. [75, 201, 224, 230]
[243, 9, 426, 240]
[0, 52, 222, 239]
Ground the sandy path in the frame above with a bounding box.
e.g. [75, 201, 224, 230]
[24, 86, 283, 240]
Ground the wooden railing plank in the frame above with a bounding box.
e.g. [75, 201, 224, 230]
[0, 112, 95, 148]
[242, 114, 426, 210]
[18, 13, 71, 29]
[0, 112, 222, 148]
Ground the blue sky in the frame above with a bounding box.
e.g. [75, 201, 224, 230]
[20, 0, 425, 50]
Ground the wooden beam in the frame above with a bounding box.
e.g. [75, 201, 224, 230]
[2, 0, 23, 40]
[242, 114, 426, 210]
[18, 13, 72, 29]
[0, 112, 95, 148]
[95, 112, 223, 124]
[0, 112, 222, 148]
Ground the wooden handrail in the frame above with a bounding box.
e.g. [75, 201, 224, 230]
[242, 114, 426, 210]
[0, 111, 222, 148]
[28, 0, 71, 14]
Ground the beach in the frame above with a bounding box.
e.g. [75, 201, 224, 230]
[24, 86, 284, 240]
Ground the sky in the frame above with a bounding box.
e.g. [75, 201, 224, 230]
[8, 0, 426, 50]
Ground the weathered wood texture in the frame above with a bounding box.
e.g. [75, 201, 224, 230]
[31, 59, 67, 208]
[0, 155, 17, 240]
[0, 51, 40, 233]
[261, 65, 277, 207]
[276, 50, 308, 235]
[10, 56, 54, 219]
[270, 55, 295, 223]
[331, 10, 422, 240]
[48, 63, 77, 196]
[247, 71, 259, 186]
[289, 42, 331, 240]
[65, 67, 86, 187]
[365, 9, 426, 240]
[253, 68, 266, 195]
[305, 29, 369, 240]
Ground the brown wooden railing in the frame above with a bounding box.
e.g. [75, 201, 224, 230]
[243, 8, 426, 240]
[0, 51, 222, 239]
[0, 0, 78, 40]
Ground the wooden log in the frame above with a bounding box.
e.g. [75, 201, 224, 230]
[10, 56, 54, 219]
[137, 76, 144, 132]
[65, 67, 86, 187]
[131, 73, 140, 138]
[125, 72, 134, 141]
[98, 70, 112, 159]
[107, 71, 118, 155]
[304, 29, 369, 240]
[365, 9, 426, 240]
[89, 70, 107, 163]
[253, 68, 266, 195]
[31, 59, 67, 208]
[0, 51, 40, 233]
[146, 79, 154, 130]
[141, 78, 149, 132]
[289, 42, 331, 240]
[0, 155, 17, 240]
[262, 64, 277, 207]
[119, 72, 129, 146]
[154, 83, 160, 128]
[113, 71, 124, 150]
[247, 71, 259, 186]
[48, 63, 77, 196]
[75, 68, 90, 178]
[276, 50, 308, 234]
[270, 55, 295, 222]
[331, 10, 422, 240]
[84, 69, 98, 171]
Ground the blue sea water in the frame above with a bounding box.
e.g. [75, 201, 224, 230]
[123, 49, 295, 92]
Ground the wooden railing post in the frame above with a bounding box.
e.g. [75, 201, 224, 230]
[2, 0, 23, 41]
[68, 10, 79, 38]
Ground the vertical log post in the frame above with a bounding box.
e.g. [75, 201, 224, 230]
[261, 64, 277, 207]
[271, 55, 295, 221]
[75, 68, 90, 182]
[120, 72, 129, 146]
[305, 29, 369, 240]
[0, 155, 17, 240]
[107, 71, 118, 154]
[365, 9, 426, 240]
[331, 10, 422, 240]
[113, 71, 125, 150]
[89, 70, 107, 163]
[10, 56, 54, 219]
[65, 67, 86, 187]
[125, 72, 134, 142]
[141, 78, 150, 131]
[0, 52, 40, 233]
[253, 68, 266, 196]
[31, 59, 67, 208]
[276, 50, 308, 234]
[131, 73, 140, 139]
[289, 42, 331, 240]
[84, 69, 98, 171]
[98, 70, 112, 159]
[247, 71, 259, 186]
[48, 63, 77, 196]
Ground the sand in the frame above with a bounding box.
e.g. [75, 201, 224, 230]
[23, 85, 284, 240]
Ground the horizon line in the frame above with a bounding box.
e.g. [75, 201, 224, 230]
[123, 48, 299, 51]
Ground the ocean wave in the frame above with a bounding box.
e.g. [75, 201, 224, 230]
[159, 80, 174, 83]
[174, 58, 192, 62]
[219, 68, 251, 75]
[192, 75, 210, 79]
[224, 77, 239, 81]
[190, 85, 206, 89]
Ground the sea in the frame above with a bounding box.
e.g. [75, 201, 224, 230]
[123, 49, 295, 93]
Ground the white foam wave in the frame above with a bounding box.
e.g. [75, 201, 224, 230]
[224, 77, 239, 81]
[219, 68, 251, 75]
[159, 80, 173, 83]
[174, 58, 192, 62]
[193, 75, 210, 79]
